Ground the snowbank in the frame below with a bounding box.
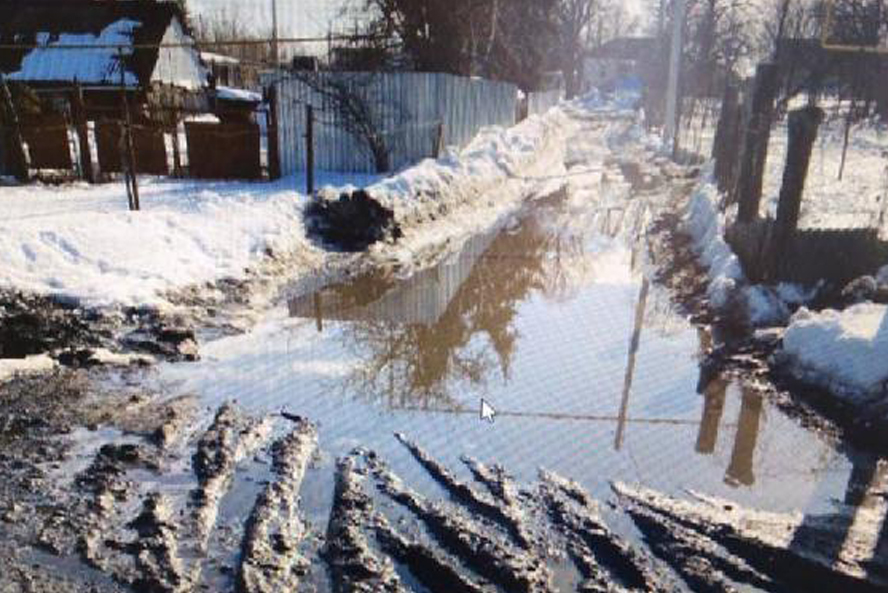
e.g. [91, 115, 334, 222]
[682, 175, 744, 308]
[368, 109, 568, 227]
[355, 97, 638, 267]
[781, 304, 888, 397]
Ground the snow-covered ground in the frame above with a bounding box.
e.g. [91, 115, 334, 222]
[0, 100, 588, 310]
[761, 115, 888, 232]
[0, 175, 368, 308]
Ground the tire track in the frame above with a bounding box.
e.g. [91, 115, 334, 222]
[538, 471, 672, 592]
[323, 455, 407, 593]
[237, 419, 318, 593]
[395, 432, 534, 549]
[365, 448, 553, 593]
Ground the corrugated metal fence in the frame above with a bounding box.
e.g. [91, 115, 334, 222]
[274, 72, 517, 175]
[527, 89, 564, 116]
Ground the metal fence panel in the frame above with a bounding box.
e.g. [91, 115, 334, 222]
[527, 89, 564, 116]
[274, 72, 518, 175]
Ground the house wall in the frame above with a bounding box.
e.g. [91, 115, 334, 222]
[151, 19, 207, 90]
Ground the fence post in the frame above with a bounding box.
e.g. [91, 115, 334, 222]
[72, 84, 94, 183]
[735, 63, 780, 223]
[712, 84, 739, 194]
[267, 85, 281, 180]
[0, 73, 30, 183]
[305, 104, 314, 196]
[118, 47, 140, 211]
[764, 106, 824, 281]
[434, 121, 445, 158]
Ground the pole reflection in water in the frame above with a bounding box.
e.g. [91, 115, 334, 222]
[724, 387, 764, 487]
[696, 377, 728, 455]
[614, 278, 650, 451]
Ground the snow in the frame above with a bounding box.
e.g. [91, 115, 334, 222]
[0, 354, 57, 382]
[781, 304, 888, 396]
[0, 175, 371, 308]
[682, 174, 744, 308]
[216, 86, 262, 103]
[9, 20, 142, 87]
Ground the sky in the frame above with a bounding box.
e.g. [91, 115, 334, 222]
[188, 0, 652, 41]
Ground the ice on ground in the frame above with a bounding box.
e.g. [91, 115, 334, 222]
[781, 303, 888, 397]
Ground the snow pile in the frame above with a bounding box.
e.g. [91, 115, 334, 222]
[346, 107, 574, 264]
[781, 304, 888, 396]
[368, 109, 567, 224]
[682, 175, 744, 308]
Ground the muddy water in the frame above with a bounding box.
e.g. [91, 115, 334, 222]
[156, 164, 881, 590]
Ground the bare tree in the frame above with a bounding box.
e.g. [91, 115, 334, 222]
[291, 71, 404, 173]
[557, 0, 599, 98]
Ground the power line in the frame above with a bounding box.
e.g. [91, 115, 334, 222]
[0, 34, 375, 51]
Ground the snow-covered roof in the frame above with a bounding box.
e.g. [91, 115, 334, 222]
[0, 1, 208, 90]
[215, 86, 262, 103]
[8, 20, 142, 87]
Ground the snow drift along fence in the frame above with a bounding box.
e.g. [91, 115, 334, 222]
[274, 72, 518, 175]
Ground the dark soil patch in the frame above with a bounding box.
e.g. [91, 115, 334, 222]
[305, 189, 403, 252]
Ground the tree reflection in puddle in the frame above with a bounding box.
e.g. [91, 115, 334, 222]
[288, 193, 648, 411]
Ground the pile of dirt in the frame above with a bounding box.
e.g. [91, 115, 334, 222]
[306, 189, 403, 251]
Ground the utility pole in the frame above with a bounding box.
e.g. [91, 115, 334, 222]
[271, 0, 279, 66]
[664, 0, 686, 152]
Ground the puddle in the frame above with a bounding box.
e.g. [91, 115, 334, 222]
[163, 172, 863, 518]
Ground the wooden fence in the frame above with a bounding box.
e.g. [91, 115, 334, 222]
[274, 72, 518, 175]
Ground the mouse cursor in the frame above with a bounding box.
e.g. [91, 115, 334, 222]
[479, 399, 496, 424]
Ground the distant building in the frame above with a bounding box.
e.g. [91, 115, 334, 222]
[583, 37, 658, 92]
[202, 51, 264, 90]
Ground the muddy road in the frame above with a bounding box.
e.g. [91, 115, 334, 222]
[1, 111, 887, 592]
